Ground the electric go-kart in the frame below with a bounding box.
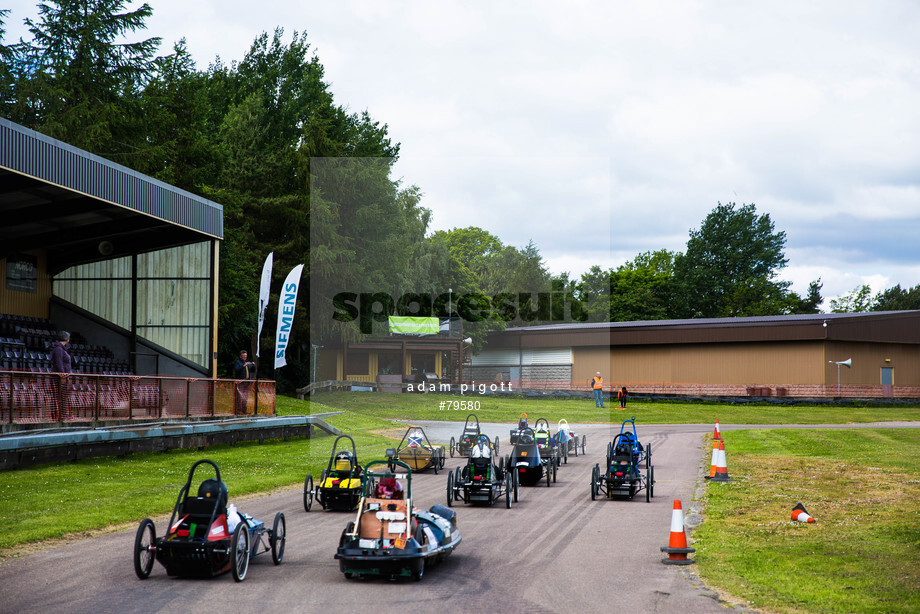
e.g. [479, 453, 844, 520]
[590, 417, 654, 502]
[450, 413, 498, 457]
[388, 426, 445, 474]
[447, 434, 517, 507]
[303, 434, 371, 512]
[534, 418, 561, 469]
[556, 418, 586, 462]
[507, 426, 556, 486]
[508, 412, 530, 444]
[335, 459, 461, 581]
[133, 459, 285, 582]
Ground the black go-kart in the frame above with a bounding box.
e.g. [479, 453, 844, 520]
[533, 418, 561, 469]
[335, 459, 461, 581]
[447, 434, 517, 507]
[450, 413, 498, 457]
[507, 426, 556, 486]
[134, 459, 285, 582]
[508, 412, 530, 445]
[304, 434, 370, 512]
[591, 418, 654, 502]
[556, 418, 586, 462]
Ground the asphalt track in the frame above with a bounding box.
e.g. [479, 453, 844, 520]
[4, 420, 915, 613]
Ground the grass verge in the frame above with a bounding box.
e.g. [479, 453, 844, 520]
[0, 398, 395, 553]
[695, 429, 920, 613]
[306, 390, 920, 425]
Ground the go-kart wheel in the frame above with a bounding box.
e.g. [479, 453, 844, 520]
[563, 445, 568, 464]
[513, 470, 519, 502]
[606, 441, 612, 465]
[646, 442, 652, 468]
[505, 473, 513, 508]
[412, 527, 426, 581]
[546, 465, 551, 487]
[650, 466, 655, 498]
[271, 512, 286, 564]
[552, 460, 557, 483]
[303, 474, 314, 512]
[133, 518, 156, 579]
[450, 436, 456, 457]
[574, 439, 578, 457]
[440, 449, 446, 469]
[582, 434, 587, 455]
[646, 469, 651, 502]
[591, 466, 598, 500]
[433, 455, 440, 475]
[231, 523, 250, 582]
[446, 471, 454, 507]
[494, 437, 500, 456]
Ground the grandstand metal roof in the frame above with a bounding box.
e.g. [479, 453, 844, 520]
[0, 117, 223, 273]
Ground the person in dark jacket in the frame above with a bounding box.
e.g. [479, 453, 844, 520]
[50, 331, 72, 421]
[233, 350, 255, 414]
[51, 331, 72, 373]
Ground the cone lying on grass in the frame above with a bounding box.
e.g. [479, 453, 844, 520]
[661, 499, 696, 565]
[791, 502, 815, 523]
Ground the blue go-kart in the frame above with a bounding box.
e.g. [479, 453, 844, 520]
[591, 418, 654, 501]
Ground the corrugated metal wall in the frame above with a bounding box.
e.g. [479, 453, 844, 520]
[53, 242, 212, 368]
[577, 341, 827, 385]
[53, 257, 132, 328]
[824, 341, 920, 386]
[471, 347, 573, 366]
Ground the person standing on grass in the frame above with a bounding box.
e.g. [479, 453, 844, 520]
[592, 371, 605, 408]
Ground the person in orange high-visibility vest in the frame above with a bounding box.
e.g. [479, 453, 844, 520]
[592, 371, 605, 408]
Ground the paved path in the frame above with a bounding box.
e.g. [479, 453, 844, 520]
[2, 420, 916, 613]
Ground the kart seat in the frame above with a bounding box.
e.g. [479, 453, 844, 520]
[359, 498, 410, 540]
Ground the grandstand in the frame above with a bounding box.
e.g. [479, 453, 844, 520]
[1, 117, 275, 429]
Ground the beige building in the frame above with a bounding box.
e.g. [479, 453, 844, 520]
[473, 311, 920, 398]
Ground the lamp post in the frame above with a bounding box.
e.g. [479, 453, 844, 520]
[311, 344, 323, 387]
[827, 358, 852, 395]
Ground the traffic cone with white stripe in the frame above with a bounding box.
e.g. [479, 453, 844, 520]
[713, 419, 722, 440]
[791, 502, 815, 523]
[710, 440, 732, 482]
[706, 439, 719, 479]
[660, 499, 695, 565]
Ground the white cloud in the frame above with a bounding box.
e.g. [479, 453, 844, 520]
[4, 0, 920, 293]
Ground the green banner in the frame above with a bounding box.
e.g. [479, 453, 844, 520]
[388, 316, 439, 335]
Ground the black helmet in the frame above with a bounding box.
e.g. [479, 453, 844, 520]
[198, 478, 228, 506]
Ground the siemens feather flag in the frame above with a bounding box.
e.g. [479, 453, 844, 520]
[274, 264, 304, 369]
[256, 252, 273, 358]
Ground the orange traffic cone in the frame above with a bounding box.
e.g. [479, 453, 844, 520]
[706, 439, 719, 479]
[791, 502, 815, 523]
[713, 419, 722, 440]
[661, 499, 695, 565]
[710, 440, 732, 482]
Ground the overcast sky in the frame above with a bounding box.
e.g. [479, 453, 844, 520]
[5, 1, 920, 304]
